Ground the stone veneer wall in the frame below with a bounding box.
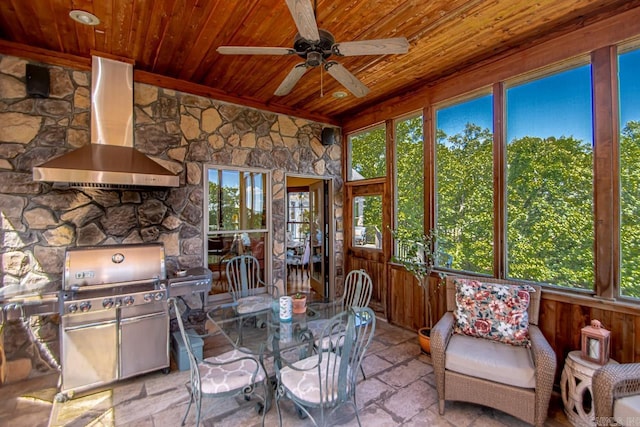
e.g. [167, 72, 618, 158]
[0, 54, 344, 380]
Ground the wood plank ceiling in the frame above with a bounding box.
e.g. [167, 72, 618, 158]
[0, 0, 638, 126]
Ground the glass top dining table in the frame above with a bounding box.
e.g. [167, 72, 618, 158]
[207, 299, 343, 359]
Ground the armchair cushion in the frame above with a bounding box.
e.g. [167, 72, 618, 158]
[446, 333, 536, 389]
[453, 278, 534, 347]
[615, 395, 640, 423]
[613, 394, 640, 426]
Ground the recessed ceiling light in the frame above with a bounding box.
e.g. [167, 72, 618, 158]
[332, 91, 348, 99]
[69, 10, 100, 26]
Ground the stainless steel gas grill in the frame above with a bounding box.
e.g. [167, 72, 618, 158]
[59, 243, 170, 396]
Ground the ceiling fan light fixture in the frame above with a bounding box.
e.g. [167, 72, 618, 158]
[332, 91, 348, 99]
[69, 10, 100, 26]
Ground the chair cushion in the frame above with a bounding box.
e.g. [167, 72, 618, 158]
[199, 348, 266, 394]
[453, 278, 533, 347]
[445, 333, 536, 389]
[237, 295, 272, 313]
[280, 352, 350, 404]
[614, 394, 640, 425]
[307, 319, 346, 351]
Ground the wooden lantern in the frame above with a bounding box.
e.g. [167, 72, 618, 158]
[580, 319, 610, 365]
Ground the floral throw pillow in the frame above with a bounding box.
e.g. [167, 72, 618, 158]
[453, 278, 534, 347]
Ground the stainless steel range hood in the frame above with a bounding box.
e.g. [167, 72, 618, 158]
[33, 56, 179, 188]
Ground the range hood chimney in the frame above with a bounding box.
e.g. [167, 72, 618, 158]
[33, 56, 179, 188]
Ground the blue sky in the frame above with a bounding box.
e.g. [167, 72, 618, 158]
[436, 48, 640, 144]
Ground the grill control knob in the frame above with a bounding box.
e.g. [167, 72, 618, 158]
[123, 296, 135, 306]
[102, 298, 114, 309]
[68, 304, 78, 313]
[79, 302, 92, 312]
[154, 291, 164, 301]
[143, 293, 153, 302]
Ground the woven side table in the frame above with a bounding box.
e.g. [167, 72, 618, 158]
[561, 350, 618, 426]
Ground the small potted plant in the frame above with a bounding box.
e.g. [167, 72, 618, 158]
[292, 292, 307, 314]
[391, 228, 445, 354]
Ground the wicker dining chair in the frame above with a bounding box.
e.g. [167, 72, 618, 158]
[431, 276, 556, 427]
[170, 298, 268, 427]
[275, 306, 376, 427]
[593, 362, 640, 426]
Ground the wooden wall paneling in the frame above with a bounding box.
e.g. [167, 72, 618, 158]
[610, 311, 633, 363]
[571, 303, 590, 351]
[539, 298, 558, 352]
[635, 315, 640, 362]
[389, 267, 402, 325]
[555, 301, 574, 366]
[431, 275, 446, 324]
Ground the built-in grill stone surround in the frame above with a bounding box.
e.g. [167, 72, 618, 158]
[0, 54, 344, 381]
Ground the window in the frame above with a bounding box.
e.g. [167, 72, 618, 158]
[619, 46, 640, 299]
[287, 191, 309, 245]
[205, 166, 269, 294]
[506, 65, 594, 289]
[348, 125, 386, 181]
[395, 114, 424, 238]
[353, 195, 382, 249]
[435, 94, 494, 273]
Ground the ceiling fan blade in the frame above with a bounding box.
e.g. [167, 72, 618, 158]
[217, 46, 296, 56]
[324, 61, 370, 98]
[332, 37, 409, 56]
[275, 64, 309, 96]
[285, 0, 320, 42]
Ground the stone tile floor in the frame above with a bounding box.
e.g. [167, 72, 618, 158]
[0, 318, 572, 427]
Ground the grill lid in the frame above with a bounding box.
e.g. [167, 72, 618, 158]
[63, 243, 167, 291]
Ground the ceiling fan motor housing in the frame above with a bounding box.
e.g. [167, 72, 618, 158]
[294, 29, 335, 66]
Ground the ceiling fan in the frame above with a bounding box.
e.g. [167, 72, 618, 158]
[217, 0, 409, 98]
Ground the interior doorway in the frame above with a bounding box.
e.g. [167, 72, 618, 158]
[285, 175, 332, 301]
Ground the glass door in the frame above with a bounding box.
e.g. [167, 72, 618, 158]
[309, 181, 328, 298]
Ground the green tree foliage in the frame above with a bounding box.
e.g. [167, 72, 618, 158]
[620, 120, 640, 298]
[436, 123, 494, 274]
[350, 126, 386, 179]
[396, 116, 424, 231]
[208, 182, 239, 231]
[506, 135, 593, 288]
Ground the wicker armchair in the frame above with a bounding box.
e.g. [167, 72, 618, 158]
[431, 276, 556, 427]
[593, 363, 640, 426]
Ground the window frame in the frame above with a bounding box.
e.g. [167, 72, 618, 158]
[203, 164, 272, 293]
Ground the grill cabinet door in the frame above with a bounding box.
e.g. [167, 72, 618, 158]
[61, 317, 118, 392]
[119, 307, 169, 378]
